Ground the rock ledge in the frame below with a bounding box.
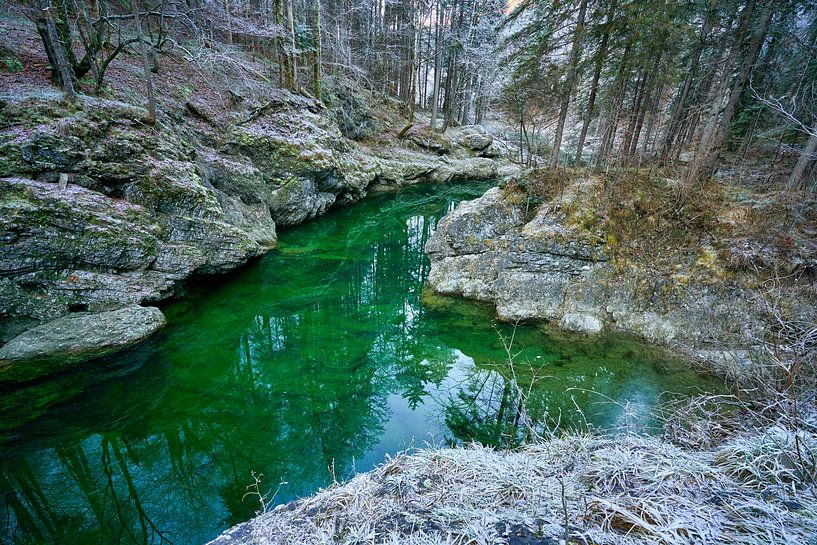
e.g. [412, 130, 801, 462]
[0, 306, 166, 383]
[424, 180, 790, 380]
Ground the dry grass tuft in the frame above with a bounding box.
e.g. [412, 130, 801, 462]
[714, 425, 817, 487]
[511, 167, 817, 285]
[215, 431, 817, 545]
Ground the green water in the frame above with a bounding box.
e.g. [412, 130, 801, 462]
[0, 183, 722, 545]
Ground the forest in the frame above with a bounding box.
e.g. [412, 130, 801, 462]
[20, 0, 817, 186]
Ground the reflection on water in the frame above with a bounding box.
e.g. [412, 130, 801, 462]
[0, 183, 722, 545]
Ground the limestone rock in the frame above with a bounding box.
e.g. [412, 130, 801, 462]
[424, 181, 774, 380]
[480, 139, 512, 159]
[431, 157, 498, 183]
[458, 126, 493, 151]
[0, 306, 166, 383]
[559, 313, 603, 333]
[0, 178, 161, 276]
[0, 89, 515, 375]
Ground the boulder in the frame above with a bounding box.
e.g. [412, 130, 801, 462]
[480, 139, 512, 159]
[458, 126, 493, 151]
[431, 157, 498, 183]
[0, 306, 166, 383]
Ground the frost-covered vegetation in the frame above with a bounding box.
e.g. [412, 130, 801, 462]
[213, 430, 817, 545]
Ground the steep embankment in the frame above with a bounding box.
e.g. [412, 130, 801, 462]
[425, 175, 816, 381]
[0, 88, 515, 382]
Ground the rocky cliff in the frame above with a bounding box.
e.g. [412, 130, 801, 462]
[0, 89, 514, 382]
[425, 177, 815, 381]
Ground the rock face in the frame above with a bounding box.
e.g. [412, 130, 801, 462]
[458, 125, 493, 151]
[0, 306, 166, 383]
[425, 183, 775, 380]
[0, 90, 513, 380]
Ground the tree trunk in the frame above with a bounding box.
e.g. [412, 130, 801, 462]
[441, 51, 458, 132]
[627, 53, 661, 161]
[224, 0, 233, 44]
[311, 0, 322, 100]
[474, 73, 484, 124]
[620, 68, 647, 158]
[676, 41, 728, 157]
[594, 38, 632, 170]
[551, 0, 588, 167]
[687, 0, 759, 185]
[133, 1, 156, 124]
[787, 127, 817, 190]
[659, 0, 716, 163]
[695, 0, 775, 182]
[287, 0, 297, 83]
[640, 83, 662, 160]
[430, 0, 443, 130]
[37, 0, 77, 101]
[273, 0, 290, 88]
[575, 0, 617, 164]
[422, 14, 433, 107]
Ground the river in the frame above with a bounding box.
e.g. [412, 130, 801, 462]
[0, 182, 721, 545]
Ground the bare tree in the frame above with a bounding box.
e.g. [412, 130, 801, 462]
[132, 0, 157, 124]
[551, 0, 588, 167]
[30, 0, 77, 100]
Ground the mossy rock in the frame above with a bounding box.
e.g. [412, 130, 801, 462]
[0, 48, 23, 73]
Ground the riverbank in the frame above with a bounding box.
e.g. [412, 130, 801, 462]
[208, 429, 817, 545]
[426, 171, 816, 383]
[0, 14, 518, 382]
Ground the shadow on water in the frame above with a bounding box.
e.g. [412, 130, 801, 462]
[0, 182, 723, 545]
